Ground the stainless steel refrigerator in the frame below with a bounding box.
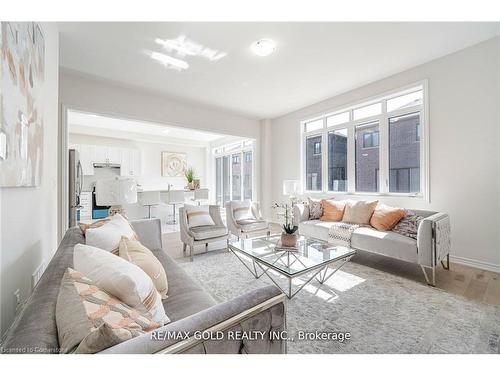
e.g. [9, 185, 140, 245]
[68, 149, 83, 227]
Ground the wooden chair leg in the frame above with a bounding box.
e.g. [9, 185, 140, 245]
[183, 243, 187, 254]
[205, 243, 208, 252]
[190, 246, 194, 262]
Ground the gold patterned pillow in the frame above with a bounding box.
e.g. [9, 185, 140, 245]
[56, 268, 161, 354]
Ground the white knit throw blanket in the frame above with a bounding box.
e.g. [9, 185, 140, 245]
[328, 222, 360, 247]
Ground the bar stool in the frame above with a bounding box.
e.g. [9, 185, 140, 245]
[163, 190, 185, 224]
[191, 188, 209, 206]
[138, 191, 161, 219]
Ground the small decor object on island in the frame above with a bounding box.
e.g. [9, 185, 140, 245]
[272, 200, 299, 249]
[0, 22, 45, 187]
[185, 167, 196, 190]
[161, 152, 186, 177]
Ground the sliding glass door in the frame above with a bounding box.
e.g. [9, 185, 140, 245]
[215, 150, 252, 206]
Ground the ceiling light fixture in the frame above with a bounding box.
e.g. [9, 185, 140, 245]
[251, 39, 276, 57]
[147, 51, 189, 71]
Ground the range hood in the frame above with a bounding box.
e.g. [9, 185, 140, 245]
[93, 163, 120, 169]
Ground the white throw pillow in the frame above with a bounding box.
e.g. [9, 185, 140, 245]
[342, 200, 378, 225]
[232, 200, 256, 221]
[73, 243, 170, 325]
[85, 214, 136, 254]
[185, 205, 216, 228]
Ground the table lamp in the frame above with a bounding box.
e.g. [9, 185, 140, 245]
[282, 180, 301, 198]
[96, 177, 138, 217]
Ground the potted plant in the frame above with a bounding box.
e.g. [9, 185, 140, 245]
[185, 167, 195, 190]
[272, 200, 299, 247]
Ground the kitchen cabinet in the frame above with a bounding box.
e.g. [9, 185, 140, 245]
[72, 144, 141, 176]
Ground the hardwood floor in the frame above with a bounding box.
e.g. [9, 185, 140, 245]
[162, 230, 500, 306]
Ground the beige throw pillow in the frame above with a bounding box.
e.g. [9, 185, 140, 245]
[320, 199, 347, 222]
[370, 204, 407, 231]
[84, 214, 137, 254]
[119, 237, 168, 299]
[231, 200, 256, 221]
[73, 243, 170, 325]
[342, 200, 378, 225]
[56, 268, 160, 354]
[185, 205, 216, 228]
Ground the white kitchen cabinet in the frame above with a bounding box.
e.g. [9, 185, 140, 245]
[131, 150, 142, 176]
[79, 144, 95, 175]
[107, 147, 122, 164]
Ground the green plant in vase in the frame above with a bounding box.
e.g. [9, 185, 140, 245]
[272, 200, 299, 247]
[185, 167, 195, 190]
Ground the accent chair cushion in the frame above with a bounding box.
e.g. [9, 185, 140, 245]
[119, 236, 169, 299]
[342, 200, 378, 225]
[185, 205, 216, 228]
[83, 213, 137, 254]
[236, 218, 269, 232]
[231, 200, 256, 221]
[189, 225, 228, 240]
[320, 199, 346, 222]
[370, 204, 407, 231]
[56, 268, 160, 353]
[73, 243, 170, 325]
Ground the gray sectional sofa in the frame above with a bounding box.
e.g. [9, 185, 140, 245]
[1, 218, 287, 354]
[293, 204, 451, 286]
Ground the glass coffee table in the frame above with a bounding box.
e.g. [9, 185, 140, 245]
[228, 234, 356, 299]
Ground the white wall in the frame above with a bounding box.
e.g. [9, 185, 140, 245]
[269, 37, 500, 271]
[0, 23, 59, 335]
[68, 133, 207, 220]
[59, 70, 261, 236]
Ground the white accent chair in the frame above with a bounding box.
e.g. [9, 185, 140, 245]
[179, 205, 229, 261]
[225, 200, 271, 240]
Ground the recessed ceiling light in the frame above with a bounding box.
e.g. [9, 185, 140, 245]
[251, 39, 276, 57]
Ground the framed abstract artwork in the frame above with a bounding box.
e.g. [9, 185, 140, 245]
[0, 22, 45, 187]
[161, 152, 187, 177]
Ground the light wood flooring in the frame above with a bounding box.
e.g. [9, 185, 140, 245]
[162, 229, 500, 306]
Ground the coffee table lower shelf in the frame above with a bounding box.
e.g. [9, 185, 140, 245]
[229, 246, 355, 299]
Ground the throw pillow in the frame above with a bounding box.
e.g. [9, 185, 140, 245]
[73, 243, 170, 325]
[231, 200, 256, 221]
[84, 214, 137, 254]
[56, 268, 161, 354]
[370, 204, 407, 231]
[185, 205, 216, 228]
[308, 197, 323, 219]
[119, 236, 168, 299]
[342, 200, 378, 225]
[392, 212, 424, 240]
[320, 199, 347, 222]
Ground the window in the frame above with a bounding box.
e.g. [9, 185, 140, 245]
[232, 153, 241, 200]
[362, 131, 379, 148]
[327, 112, 349, 127]
[313, 141, 321, 155]
[215, 145, 253, 204]
[301, 83, 427, 197]
[243, 151, 252, 199]
[304, 119, 323, 133]
[306, 135, 322, 191]
[328, 128, 347, 192]
[389, 113, 420, 193]
[356, 122, 380, 192]
[353, 102, 382, 120]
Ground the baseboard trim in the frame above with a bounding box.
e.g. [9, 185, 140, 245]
[450, 255, 500, 273]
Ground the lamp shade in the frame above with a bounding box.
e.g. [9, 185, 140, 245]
[282, 180, 301, 197]
[96, 178, 138, 206]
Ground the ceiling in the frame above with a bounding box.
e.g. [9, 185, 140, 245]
[58, 22, 500, 119]
[68, 110, 229, 146]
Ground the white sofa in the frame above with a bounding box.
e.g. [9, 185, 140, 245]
[293, 203, 451, 286]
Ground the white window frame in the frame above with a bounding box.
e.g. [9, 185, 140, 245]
[300, 80, 429, 201]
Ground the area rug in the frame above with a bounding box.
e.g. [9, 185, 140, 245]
[178, 250, 500, 354]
